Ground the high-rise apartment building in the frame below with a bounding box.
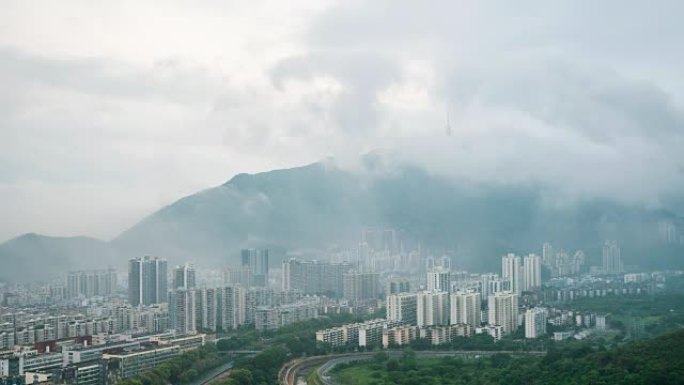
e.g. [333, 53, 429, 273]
[386, 278, 411, 295]
[450, 290, 481, 328]
[282, 258, 353, 296]
[501, 254, 522, 296]
[416, 291, 449, 327]
[479, 273, 502, 299]
[487, 291, 519, 335]
[426, 267, 450, 292]
[343, 272, 380, 302]
[386, 293, 418, 325]
[128, 256, 168, 306]
[173, 264, 196, 289]
[245, 287, 275, 325]
[542, 242, 554, 266]
[523, 254, 542, 291]
[169, 288, 198, 335]
[602, 240, 622, 274]
[66, 268, 117, 299]
[362, 227, 399, 253]
[217, 286, 245, 331]
[202, 288, 218, 332]
[524, 307, 546, 339]
[241, 249, 269, 287]
[223, 266, 253, 287]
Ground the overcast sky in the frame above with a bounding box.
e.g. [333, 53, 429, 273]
[1, 0, 683, 242]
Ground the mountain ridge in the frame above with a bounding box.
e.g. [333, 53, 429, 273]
[1, 158, 683, 282]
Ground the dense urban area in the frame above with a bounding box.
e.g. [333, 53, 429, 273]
[1, 228, 684, 385]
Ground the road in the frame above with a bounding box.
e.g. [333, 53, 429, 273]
[279, 350, 546, 385]
[186, 361, 235, 385]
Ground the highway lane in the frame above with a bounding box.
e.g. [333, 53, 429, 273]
[279, 350, 545, 385]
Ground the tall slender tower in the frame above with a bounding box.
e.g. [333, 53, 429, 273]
[602, 240, 622, 274]
[488, 291, 519, 335]
[450, 290, 482, 328]
[241, 249, 269, 287]
[174, 264, 196, 289]
[523, 254, 542, 291]
[501, 254, 522, 295]
[128, 256, 168, 306]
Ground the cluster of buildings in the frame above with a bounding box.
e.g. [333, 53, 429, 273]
[315, 240, 660, 349]
[0, 332, 205, 385]
[541, 243, 586, 278]
[316, 252, 549, 349]
[282, 259, 380, 302]
[0, 248, 327, 385]
[1, 232, 675, 385]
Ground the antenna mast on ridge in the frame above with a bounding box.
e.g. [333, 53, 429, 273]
[445, 110, 452, 137]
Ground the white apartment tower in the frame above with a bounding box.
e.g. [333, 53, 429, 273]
[488, 291, 519, 335]
[542, 242, 554, 266]
[602, 240, 623, 274]
[501, 254, 522, 295]
[523, 254, 542, 291]
[416, 291, 449, 327]
[524, 307, 547, 338]
[450, 290, 481, 328]
[426, 267, 450, 292]
[386, 293, 418, 325]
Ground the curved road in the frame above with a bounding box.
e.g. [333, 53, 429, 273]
[187, 361, 235, 385]
[279, 350, 546, 385]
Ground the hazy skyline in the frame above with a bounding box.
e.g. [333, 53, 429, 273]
[1, 0, 684, 242]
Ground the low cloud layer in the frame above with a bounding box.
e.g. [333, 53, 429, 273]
[1, 0, 683, 241]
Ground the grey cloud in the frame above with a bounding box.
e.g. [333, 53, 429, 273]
[2, 0, 684, 241]
[292, 0, 684, 207]
[271, 52, 401, 133]
[440, 59, 684, 143]
[0, 47, 227, 105]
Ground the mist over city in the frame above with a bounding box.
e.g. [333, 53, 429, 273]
[1, 1, 684, 385]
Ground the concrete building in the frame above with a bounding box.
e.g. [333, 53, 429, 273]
[217, 286, 245, 331]
[241, 249, 269, 287]
[416, 291, 449, 327]
[426, 267, 450, 292]
[386, 293, 417, 325]
[173, 264, 196, 290]
[488, 291, 519, 335]
[479, 273, 498, 299]
[245, 287, 274, 325]
[596, 314, 609, 331]
[542, 242, 554, 266]
[316, 327, 345, 347]
[168, 289, 197, 335]
[501, 254, 522, 296]
[382, 325, 418, 348]
[602, 241, 623, 274]
[67, 269, 117, 299]
[386, 278, 411, 295]
[128, 257, 168, 306]
[254, 301, 319, 331]
[343, 272, 380, 302]
[450, 290, 481, 328]
[316, 319, 401, 348]
[524, 308, 546, 338]
[523, 254, 542, 291]
[282, 258, 353, 297]
[223, 267, 253, 288]
[103, 345, 180, 380]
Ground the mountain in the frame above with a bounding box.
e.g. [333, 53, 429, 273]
[113, 157, 684, 270]
[2, 156, 683, 282]
[0, 233, 119, 282]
